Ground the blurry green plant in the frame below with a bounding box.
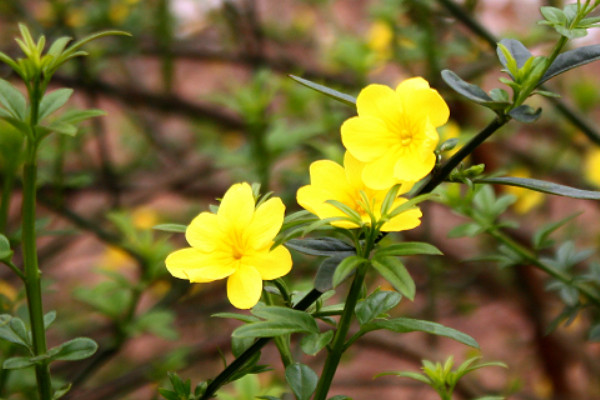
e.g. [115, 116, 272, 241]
[376, 356, 507, 400]
[0, 24, 128, 399]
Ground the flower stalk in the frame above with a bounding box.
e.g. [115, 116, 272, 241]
[22, 160, 52, 400]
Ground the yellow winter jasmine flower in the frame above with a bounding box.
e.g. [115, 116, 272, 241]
[165, 183, 292, 309]
[341, 77, 449, 190]
[297, 152, 422, 231]
[584, 147, 600, 188]
[368, 21, 394, 62]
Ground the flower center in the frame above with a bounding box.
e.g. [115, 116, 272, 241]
[399, 128, 412, 147]
[232, 247, 243, 260]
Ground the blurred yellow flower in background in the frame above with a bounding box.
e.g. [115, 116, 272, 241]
[584, 147, 600, 188]
[132, 207, 159, 230]
[506, 168, 544, 214]
[165, 183, 292, 309]
[0, 280, 17, 302]
[297, 152, 422, 232]
[368, 21, 394, 62]
[341, 77, 449, 190]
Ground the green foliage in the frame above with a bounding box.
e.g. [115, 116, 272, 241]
[376, 356, 507, 400]
[285, 363, 318, 400]
[371, 256, 416, 300]
[232, 306, 319, 339]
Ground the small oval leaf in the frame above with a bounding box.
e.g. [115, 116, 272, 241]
[285, 363, 318, 400]
[441, 70, 493, 104]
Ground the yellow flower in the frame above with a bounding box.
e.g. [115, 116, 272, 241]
[297, 152, 422, 231]
[165, 183, 292, 309]
[584, 147, 600, 188]
[368, 21, 394, 61]
[341, 77, 449, 190]
[132, 207, 159, 230]
[506, 168, 544, 214]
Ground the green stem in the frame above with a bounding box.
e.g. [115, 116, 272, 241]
[22, 162, 52, 400]
[312, 262, 368, 400]
[483, 225, 600, 308]
[419, 116, 509, 195]
[199, 289, 323, 400]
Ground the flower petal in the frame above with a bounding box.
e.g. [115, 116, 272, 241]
[218, 182, 255, 233]
[381, 205, 423, 232]
[297, 185, 346, 220]
[341, 116, 396, 162]
[395, 76, 431, 92]
[227, 264, 263, 309]
[356, 84, 397, 118]
[165, 248, 236, 282]
[246, 197, 285, 250]
[399, 86, 449, 128]
[343, 152, 366, 189]
[393, 152, 436, 182]
[361, 150, 403, 190]
[246, 246, 293, 280]
[186, 212, 222, 251]
[308, 160, 352, 202]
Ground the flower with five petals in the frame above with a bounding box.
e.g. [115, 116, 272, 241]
[297, 152, 422, 232]
[341, 77, 449, 190]
[165, 183, 292, 309]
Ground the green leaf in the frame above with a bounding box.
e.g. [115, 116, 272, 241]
[44, 310, 57, 330]
[2, 356, 36, 370]
[233, 306, 319, 338]
[0, 79, 27, 120]
[355, 290, 402, 325]
[129, 310, 178, 340]
[46, 121, 78, 136]
[286, 237, 355, 257]
[50, 337, 98, 361]
[0, 52, 21, 75]
[508, 105, 542, 123]
[0, 233, 13, 261]
[52, 383, 72, 399]
[212, 312, 260, 323]
[496, 39, 532, 73]
[540, 6, 567, 25]
[9, 317, 30, 347]
[364, 318, 479, 348]
[474, 176, 600, 200]
[314, 254, 356, 292]
[374, 370, 432, 384]
[54, 108, 106, 124]
[441, 69, 493, 104]
[38, 88, 73, 120]
[332, 255, 365, 289]
[289, 75, 356, 106]
[46, 36, 72, 58]
[533, 213, 581, 250]
[540, 45, 600, 85]
[285, 363, 318, 400]
[300, 330, 334, 355]
[371, 256, 415, 300]
[0, 315, 29, 348]
[152, 223, 187, 233]
[374, 242, 442, 258]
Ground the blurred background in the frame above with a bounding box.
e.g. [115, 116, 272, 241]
[1, 0, 600, 399]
